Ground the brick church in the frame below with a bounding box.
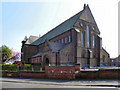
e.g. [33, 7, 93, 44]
[21, 4, 110, 71]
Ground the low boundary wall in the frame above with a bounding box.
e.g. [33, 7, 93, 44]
[2, 66, 120, 80]
[45, 66, 75, 79]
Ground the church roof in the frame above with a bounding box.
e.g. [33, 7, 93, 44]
[47, 41, 66, 52]
[31, 4, 100, 46]
[32, 52, 42, 58]
[31, 11, 83, 45]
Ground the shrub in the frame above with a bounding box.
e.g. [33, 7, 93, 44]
[2, 64, 32, 71]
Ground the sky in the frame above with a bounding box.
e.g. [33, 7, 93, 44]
[1, 0, 119, 58]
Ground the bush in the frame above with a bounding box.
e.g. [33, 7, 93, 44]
[1, 64, 32, 71]
[24, 64, 31, 71]
[24, 64, 31, 67]
[2, 64, 15, 71]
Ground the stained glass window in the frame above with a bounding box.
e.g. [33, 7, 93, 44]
[87, 26, 90, 48]
[93, 35, 95, 48]
[81, 32, 84, 47]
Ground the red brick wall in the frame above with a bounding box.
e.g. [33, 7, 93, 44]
[2, 67, 120, 80]
[45, 66, 75, 79]
[99, 70, 119, 79]
[20, 72, 45, 78]
[75, 69, 119, 79]
[2, 71, 45, 78]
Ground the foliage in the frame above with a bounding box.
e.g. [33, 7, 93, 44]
[1, 64, 15, 71]
[1, 64, 15, 67]
[24, 64, 31, 67]
[1, 64, 32, 71]
[0, 45, 12, 63]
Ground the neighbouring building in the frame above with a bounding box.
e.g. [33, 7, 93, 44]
[100, 47, 110, 66]
[21, 4, 110, 71]
[110, 55, 120, 66]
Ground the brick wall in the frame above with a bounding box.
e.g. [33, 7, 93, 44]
[99, 69, 119, 79]
[2, 67, 120, 80]
[21, 45, 38, 64]
[75, 69, 119, 79]
[45, 66, 75, 79]
[20, 72, 45, 78]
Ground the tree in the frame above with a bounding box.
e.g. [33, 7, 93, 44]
[0, 45, 12, 63]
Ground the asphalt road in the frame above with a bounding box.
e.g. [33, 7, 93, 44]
[1, 81, 118, 89]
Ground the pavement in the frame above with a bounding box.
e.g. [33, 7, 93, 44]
[1, 77, 120, 87]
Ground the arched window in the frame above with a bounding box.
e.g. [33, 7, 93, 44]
[81, 32, 84, 47]
[68, 55, 70, 64]
[61, 38, 64, 43]
[68, 35, 71, 43]
[93, 35, 95, 48]
[80, 23, 83, 27]
[58, 39, 61, 43]
[92, 26, 95, 30]
[65, 37, 67, 44]
[87, 26, 90, 48]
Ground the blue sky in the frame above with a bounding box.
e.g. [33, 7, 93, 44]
[1, 0, 119, 58]
[2, 2, 63, 50]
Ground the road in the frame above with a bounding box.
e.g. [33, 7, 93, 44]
[1, 81, 118, 89]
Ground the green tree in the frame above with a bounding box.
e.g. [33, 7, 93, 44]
[0, 45, 12, 63]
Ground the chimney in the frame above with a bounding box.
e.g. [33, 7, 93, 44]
[22, 36, 28, 46]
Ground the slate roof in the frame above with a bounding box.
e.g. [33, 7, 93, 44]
[32, 41, 65, 58]
[31, 10, 83, 45]
[25, 36, 39, 44]
[31, 4, 100, 46]
[47, 41, 66, 52]
[32, 52, 42, 58]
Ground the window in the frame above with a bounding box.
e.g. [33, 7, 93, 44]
[93, 35, 95, 48]
[58, 39, 61, 43]
[65, 37, 67, 44]
[81, 32, 84, 47]
[68, 55, 70, 64]
[92, 26, 95, 30]
[87, 25, 90, 48]
[35, 58, 37, 63]
[80, 23, 83, 27]
[62, 38, 64, 43]
[68, 35, 71, 43]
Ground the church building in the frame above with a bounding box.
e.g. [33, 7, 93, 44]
[21, 4, 110, 71]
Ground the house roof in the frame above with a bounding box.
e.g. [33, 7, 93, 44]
[31, 10, 83, 45]
[25, 35, 39, 44]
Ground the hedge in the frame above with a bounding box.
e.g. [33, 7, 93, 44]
[1, 64, 32, 71]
